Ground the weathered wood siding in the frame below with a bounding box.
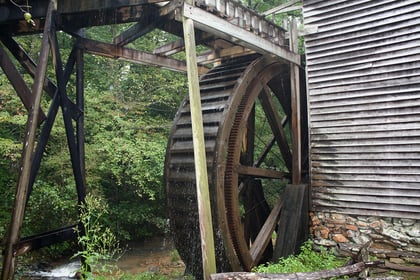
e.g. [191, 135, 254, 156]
[303, 0, 420, 219]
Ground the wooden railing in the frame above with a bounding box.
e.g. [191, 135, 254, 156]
[195, 0, 286, 46]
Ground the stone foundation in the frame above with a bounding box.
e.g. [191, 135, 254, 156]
[309, 212, 420, 266]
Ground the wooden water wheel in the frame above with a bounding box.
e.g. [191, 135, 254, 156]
[165, 54, 308, 278]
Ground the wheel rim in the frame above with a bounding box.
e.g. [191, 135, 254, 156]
[165, 55, 293, 277]
[216, 57, 292, 270]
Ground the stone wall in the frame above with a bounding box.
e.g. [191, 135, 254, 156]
[310, 212, 420, 267]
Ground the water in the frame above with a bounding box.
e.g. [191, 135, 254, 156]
[24, 261, 80, 279]
[21, 237, 185, 278]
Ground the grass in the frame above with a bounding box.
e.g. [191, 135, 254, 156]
[253, 241, 349, 274]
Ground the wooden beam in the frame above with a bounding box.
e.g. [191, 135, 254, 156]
[113, 19, 157, 47]
[182, 5, 217, 278]
[1, 2, 56, 279]
[57, 0, 168, 13]
[0, 44, 46, 122]
[262, 0, 300, 16]
[15, 225, 78, 256]
[77, 38, 209, 74]
[0, 36, 57, 98]
[211, 261, 384, 280]
[153, 38, 185, 56]
[289, 19, 301, 184]
[197, 46, 254, 64]
[183, 3, 300, 65]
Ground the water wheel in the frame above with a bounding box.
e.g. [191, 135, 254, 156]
[165, 54, 303, 278]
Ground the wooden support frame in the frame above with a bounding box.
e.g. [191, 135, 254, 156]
[1, 2, 88, 279]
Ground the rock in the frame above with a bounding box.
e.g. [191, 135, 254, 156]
[403, 257, 420, 265]
[333, 234, 349, 243]
[314, 238, 337, 247]
[389, 258, 405, 264]
[148, 266, 160, 273]
[369, 220, 381, 229]
[400, 219, 416, 227]
[357, 220, 369, 227]
[405, 223, 420, 237]
[311, 215, 321, 226]
[345, 224, 358, 231]
[351, 235, 370, 245]
[320, 226, 330, 239]
[371, 241, 396, 251]
[382, 227, 410, 243]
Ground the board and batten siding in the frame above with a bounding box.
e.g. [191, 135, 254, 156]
[302, 0, 420, 219]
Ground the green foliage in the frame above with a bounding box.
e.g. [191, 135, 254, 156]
[253, 241, 349, 274]
[23, 179, 78, 235]
[0, 26, 186, 246]
[73, 194, 122, 279]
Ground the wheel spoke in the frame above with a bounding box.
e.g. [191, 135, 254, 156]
[259, 85, 292, 171]
[236, 165, 287, 179]
[253, 115, 288, 167]
[249, 195, 284, 266]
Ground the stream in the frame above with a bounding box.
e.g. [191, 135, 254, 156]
[20, 237, 186, 279]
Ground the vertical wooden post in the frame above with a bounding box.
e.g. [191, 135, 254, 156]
[182, 3, 217, 279]
[290, 19, 301, 185]
[1, 1, 56, 279]
[75, 45, 86, 203]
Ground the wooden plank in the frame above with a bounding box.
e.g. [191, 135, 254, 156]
[310, 180, 420, 190]
[314, 186, 420, 197]
[274, 184, 309, 260]
[182, 3, 299, 64]
[309, 106, 420, 122]
[311, 122, 420, 135]
[313, 206, 420, 220]
[311, 173, 420, 183]
[312, 197, 420, 213]
[312, 166, 420, 176]
[311, 152, 420, 160]
[312, 141, 420, 150]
